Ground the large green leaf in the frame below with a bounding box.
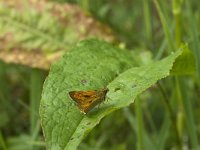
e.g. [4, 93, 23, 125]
[40, 39, 182, 150]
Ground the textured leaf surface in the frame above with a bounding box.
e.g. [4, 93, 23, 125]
[40, 39, 182, 150]
[40, 39, 135, 150]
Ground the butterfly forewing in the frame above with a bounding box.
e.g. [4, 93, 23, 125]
[69, 91, 98, 104]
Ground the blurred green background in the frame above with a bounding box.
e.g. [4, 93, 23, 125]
[0, 0, 200, 150]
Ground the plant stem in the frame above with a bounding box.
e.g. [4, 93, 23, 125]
[0, 131, 7, 150]
[172, 1, 185, 149]
[30, 69, 45, 150]
[135, 98, 144, 150]
[175, 77, 184, 150]
[142, 0, 152, 46]
[123, 108, 157, 150]
[185, 0, 200, 76]
[172, 0, 182, 48]
[152, 0, 175, 51]
[181, 78, 199, 150]
[158, 82, 181, 150]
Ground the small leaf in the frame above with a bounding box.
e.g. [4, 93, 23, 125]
[40, 39, 182, 150]
[170, 44, 196, 75]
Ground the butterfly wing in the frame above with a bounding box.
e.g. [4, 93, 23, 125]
[69, 90, 99, 113]
[69, 89, 108, 113]
[69, 91, 98, 104]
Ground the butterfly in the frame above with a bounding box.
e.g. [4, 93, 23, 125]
[69, 88, 108, 114]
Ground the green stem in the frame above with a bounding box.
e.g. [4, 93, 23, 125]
[175, 77, 184, 149]
[142, 0, 152, 46]
[158, 82, 181, 150]
[123, 108, 157, 149]
[172, 0, 183, 48]
[30, 69, 45, 150]
[181, 78, 199, 150]
[0, 131, 7, 150]
[152, 0, 175, 51]
[174, 13, 181, 47]
[185, 0, 200, 76]
[135, 98, 144, 150]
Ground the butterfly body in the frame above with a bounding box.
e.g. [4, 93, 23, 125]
[69, 88, 108, 114]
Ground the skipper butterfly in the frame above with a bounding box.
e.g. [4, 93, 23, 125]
[69, 88, 108, 114]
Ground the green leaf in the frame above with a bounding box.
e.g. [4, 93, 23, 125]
[170, 44, 196, 75]
[40, 39, 135, 150]
[40, 39, 182, 150]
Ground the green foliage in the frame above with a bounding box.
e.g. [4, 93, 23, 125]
[40, 39, 183, 150]
[171, 44, 196, 75]
[0, 62, 46, 150]
[1, 0, 200, 150]
[0, 2, 77, 52]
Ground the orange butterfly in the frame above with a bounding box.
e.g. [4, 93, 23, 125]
[69, 88, 108, 114]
